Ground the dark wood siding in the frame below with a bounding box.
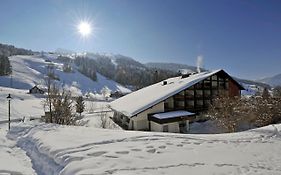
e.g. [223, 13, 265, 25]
[164, 71, 241, 113]
[229, 80, 240, 97]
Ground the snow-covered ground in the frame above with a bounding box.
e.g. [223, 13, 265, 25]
[0, 86, 118, 128]
[3, 123, 281, 175]
[1, 86, 281, 174]
[0, 55, 131, 94]
[0, 86, 44, 121]
[0, 126, 35, 174]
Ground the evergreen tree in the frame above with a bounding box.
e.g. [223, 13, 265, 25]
[0, 55, 12, 75]
[76, 96, 85, 117]
[262, 87, 270, 99]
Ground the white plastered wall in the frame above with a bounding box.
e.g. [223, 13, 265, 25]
[129, 102, 164, 130]
[150, 121, 180, 133]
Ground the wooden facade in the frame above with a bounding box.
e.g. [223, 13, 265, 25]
[164, 70, 243, 113]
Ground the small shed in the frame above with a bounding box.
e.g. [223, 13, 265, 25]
[29, 85, 44, 94]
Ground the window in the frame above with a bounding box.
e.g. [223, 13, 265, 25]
[175, 101, 185, 107]
[204, 80, 211, 88]
[195, 82, 203, 89]
[196, 90, 203, 97]
[212, 90, 218, 96]
[225, 80, 229, 89]
[219, 81, 225, 89]
[204, 90, 211, 97]
[212, 75, 218, 80]
[164, 97, 174, 110]
[205, 100, 211, 106]
[196, 100, 203, 107]
[212, 81, 218, 88]
[186, 100, 194, 108]
[185, 90, 194, 97]
[163, 125, 168, 132]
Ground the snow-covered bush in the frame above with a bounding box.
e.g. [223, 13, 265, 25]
[206, 95, 281, 132]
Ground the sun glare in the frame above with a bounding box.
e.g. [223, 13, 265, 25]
[77, 21, 92, 37]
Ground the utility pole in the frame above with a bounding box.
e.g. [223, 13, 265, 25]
[7, 94, 12, 130]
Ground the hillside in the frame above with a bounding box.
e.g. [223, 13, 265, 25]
[145, 62, 200, 73]
[258, 73, 281, 87]
[0, 55, 131, 95]
[72, 53, 177, 89]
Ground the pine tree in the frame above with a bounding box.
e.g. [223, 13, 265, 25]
[76, 96, 85, 117]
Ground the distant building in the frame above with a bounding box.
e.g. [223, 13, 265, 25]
[110, 90, 128, 99]
[110, 69, 244, 133]
[29, 85, 44, 94]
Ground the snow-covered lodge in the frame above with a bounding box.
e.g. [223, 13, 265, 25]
[110, 69, 244, 133]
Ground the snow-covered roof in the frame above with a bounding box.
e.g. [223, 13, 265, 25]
[110, 69, 243, 117]
[152, 110, 195, 120]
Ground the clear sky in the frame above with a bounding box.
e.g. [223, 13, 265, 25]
[0, 0, 281, 80]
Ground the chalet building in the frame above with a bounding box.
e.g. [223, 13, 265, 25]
[110, 69, 244, 133]
[29, 85, 44, 94]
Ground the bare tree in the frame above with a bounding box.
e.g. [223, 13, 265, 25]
[206, 95, 247, 132]
[43, 83, 79, 125]
[99, 109, 108, 129]
[207, 93, 281, 133]
[88, 100, 96, 113]
[262, 87, 270, 99]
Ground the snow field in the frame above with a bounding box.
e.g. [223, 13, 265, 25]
[7, 123, 281, 175]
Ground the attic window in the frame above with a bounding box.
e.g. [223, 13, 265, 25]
[162, 81, 168, 85]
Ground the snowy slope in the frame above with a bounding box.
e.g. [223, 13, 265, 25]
[6, 123, 281, 175]
[258, 73, 281, 87]
[0, 87, 44, 121]
[0, 55, 131, 94]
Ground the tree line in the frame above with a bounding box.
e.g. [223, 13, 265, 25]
[74, 54, 177, 90]
[0, 43, 34, 76]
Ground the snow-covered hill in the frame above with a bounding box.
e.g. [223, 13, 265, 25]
[0, 55, 131, 94]
[258, 73, 281, 87]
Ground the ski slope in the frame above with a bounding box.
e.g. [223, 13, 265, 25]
[0, 55, 131, 94]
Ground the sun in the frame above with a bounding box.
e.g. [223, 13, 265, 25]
[77, 21, 92, 37]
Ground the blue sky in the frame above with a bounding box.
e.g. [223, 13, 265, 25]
[0, 0, 281, 80]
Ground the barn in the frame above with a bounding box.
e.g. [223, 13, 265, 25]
[29, 85, 45, 94]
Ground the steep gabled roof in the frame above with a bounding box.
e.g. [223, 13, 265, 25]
[109, 69, 244, 117]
